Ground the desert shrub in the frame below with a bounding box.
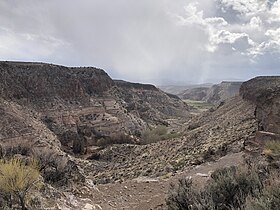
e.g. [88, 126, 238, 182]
[141, 130, 161, 144]
[141, 126, 179, 144]
[96, 133, 134, 147]
[202, 147, 216, 161]
[166, 178, 214, 210]
[152, 125, 168, 136]
[166, 178, 197, 210]
[0, 158, 41, 210]
[263, 141, 280, 161]
[32, 149, 69, 185]
[207, 166, 262, 209]
[167, 166, 263, 210]
[246, 183, 280, 210]
[2, 142, 32, 158]
[245, 172, 280, 210]
[110, 133, 134, 144]
[73, 134, 86, 154]
[96, 137, 110, 147]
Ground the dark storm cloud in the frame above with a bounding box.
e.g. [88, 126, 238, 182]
[0, 0, 279, 84]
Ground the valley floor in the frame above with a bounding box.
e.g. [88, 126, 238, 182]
[87, 152, 244, 210]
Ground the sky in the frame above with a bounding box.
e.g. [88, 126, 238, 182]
[0, 0, 279, 85]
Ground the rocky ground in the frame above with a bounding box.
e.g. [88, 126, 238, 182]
[35, 152, 244, 210]
[0, 62, 279, 210]
[85, 96, 257, 185]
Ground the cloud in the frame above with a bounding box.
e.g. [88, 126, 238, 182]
[0, 0, 279, 84]
[219, 0, 267, 16]
[249, 16, 262, 30]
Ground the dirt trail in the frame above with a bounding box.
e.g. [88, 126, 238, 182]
[89, 152, 244, 210]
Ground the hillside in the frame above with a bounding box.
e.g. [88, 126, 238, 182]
[178, 81, 243, 104]
[114, 80, 189, 125]
[158, 83, 212, 95]
[0, 61, 190, 150]
[0, 62, 279, 209]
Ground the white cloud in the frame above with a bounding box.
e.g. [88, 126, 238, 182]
[261, 28, 280, 53]
[210, 30, 253, 45]
[249, 16, 262, 30]
[266, 27, 280, 40]
[219, 0, 267, 16]
[0, 0, 279, 84]
[268, 1, 280, 23]
[0, 28, 67, 61]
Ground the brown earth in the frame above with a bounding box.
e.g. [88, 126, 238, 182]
[0, 61, 279, 210]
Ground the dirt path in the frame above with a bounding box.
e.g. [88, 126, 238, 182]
[90, 152, 244, 210]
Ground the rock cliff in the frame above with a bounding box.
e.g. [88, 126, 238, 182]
[179, 81, 242, 104]
[240, 77, 280, 152]
[0, 61, 190, 154]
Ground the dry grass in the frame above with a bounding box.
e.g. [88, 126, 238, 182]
[141, 126, 181, 145]
[0, 158, 41, 210]
[263, 141, 280, 161]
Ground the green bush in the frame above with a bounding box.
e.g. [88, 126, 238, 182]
[166, 166, 263, 210]
[166, 178, 214, 210]
[96, 133, 134, 147]
[207, 166, 262, 209]
[245, 174, 280, 210]
[141, 126, 180, 145]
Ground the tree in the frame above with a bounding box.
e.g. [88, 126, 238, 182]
[0, 158, 40, 210]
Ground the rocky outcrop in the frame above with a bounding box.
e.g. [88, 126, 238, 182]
[205, 81, 242, 104]
[88, 95, 258, 183]
[240, 76, 280, 134]
[158, 84, 212, 95]
[0, 62, 114, 109]
[89, 77, 280, 183]
[0, 61, 190, 154]
[179, 81, 242, 104]
[240, 76, 280, 155]
[178, 87, 209, 101]
[113, 80, 190, 125]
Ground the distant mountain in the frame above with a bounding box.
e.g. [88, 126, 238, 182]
[158, 83, 213, 95]
[178, 81, 243, 104]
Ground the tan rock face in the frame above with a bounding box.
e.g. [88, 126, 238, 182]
[179, 81, 242, 104]
[0, 61, 190, 154]
[240, 76, 280, 134]
[113, 80, 190, 125]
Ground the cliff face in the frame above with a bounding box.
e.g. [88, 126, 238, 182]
[0, 62, 114, 109]
[113, 80, 190, 125]
[92, 77, 280, 183]
[179, 81, 242, 104]
[178, 87, 209, 101]
[240, 76, 280, 134]
[0, 62, 190, 154]
[205, 81, 243, 104]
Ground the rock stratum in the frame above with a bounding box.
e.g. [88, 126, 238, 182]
[0, 61, 279, 209]
[0, 61, 189, 152]
[178, 81, 243, 104]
